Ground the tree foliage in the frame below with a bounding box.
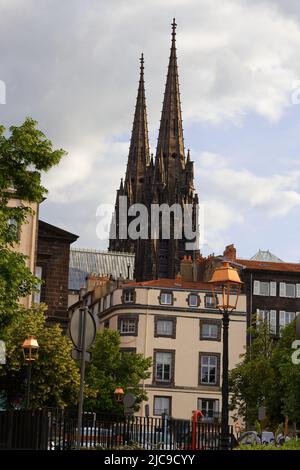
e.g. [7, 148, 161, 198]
[85, 329, 152, 414]
[230, 318, 300, 427]
[0, 118, 66, 329]
[0, 306, 80, 408]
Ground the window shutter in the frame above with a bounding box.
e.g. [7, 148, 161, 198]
[253, 281, 260, 295]
[269, 310, 277, 335]
[279, 311, 286, 329]
[270, 282, 276, 297]
[279, 283, 286, 297]
[296, 284, 300, 298]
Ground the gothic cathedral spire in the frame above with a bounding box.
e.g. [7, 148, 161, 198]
[125, 53, 150, 206]
[155, 18, 185, 197]
[109, 54, 151, 253]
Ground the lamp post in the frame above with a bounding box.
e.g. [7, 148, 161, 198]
[208, 261, 242, 450]
[22, 335, 39, 409]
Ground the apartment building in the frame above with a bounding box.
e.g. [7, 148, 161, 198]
[90, 275, 247, 422]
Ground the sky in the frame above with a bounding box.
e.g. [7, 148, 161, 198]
[1, 0, 300, 261]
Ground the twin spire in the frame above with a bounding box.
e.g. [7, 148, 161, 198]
[126, 18, 186, 199]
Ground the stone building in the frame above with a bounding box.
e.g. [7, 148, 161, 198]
[201, 244, 300, 339]
[70, 273, 247, 421]
[36, 220, 78, 327]
[109, 20, 199, 281]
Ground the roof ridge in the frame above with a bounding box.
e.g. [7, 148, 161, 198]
[70, 247, 135, 256]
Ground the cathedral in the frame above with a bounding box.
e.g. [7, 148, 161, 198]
[109, 20, 199, 281]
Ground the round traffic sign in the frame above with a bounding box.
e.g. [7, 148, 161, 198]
[69, 308, 96, 350]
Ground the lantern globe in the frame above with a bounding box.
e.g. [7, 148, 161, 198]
[114, 386, 125, 402]
[22, 335, 39, 361]
[208, 261, 243, 311]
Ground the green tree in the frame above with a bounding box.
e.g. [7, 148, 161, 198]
[271, 322, 300, 424]
[0, 305, 80, 408]
[85, 329, 152, 414]
[229, 320, 277, 426]
[230, 317, 300, 427]
[0, 117, 66, 329]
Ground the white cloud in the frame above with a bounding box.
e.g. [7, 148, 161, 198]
[2, 0, 300, 251]
[195, 151, 300, 252]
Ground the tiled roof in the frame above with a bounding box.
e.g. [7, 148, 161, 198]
[250, 249, 283, 263]
[69, 248, 135, 290]
[237, 258, 300, 273]
[123, 278, 213, 291]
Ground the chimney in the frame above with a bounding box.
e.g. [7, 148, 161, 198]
[223, 244, 236, 262]
[180, 255, 193, 282]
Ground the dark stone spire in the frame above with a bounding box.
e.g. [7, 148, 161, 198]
[155, 18, 185, 195]
[125, 53, 150, 205]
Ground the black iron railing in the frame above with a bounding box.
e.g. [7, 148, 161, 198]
[0, 408, 234, 450]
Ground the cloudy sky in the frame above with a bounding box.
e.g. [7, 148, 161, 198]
[1, 0, 300, 261]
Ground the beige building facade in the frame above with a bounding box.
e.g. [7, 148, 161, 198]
[7, 195, 39, 309]
[92, 276, 247, 423]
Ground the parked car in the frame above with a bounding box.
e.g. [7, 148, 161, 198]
[238, 430, 275, 446]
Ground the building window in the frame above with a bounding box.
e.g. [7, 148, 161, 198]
[153, 396, 171, 416]
[200, 319, 221, 341]
[123, 289, 135, 304]
[197, 398, 219, 422]
[33, 266, 42, 304]
[153, 350, 175, 384]
[256, 309, 277, 335]
[257, 309, 277, 335]
[279, 311, 298, 333]
[253, 281, 277, 297]
[154, 316, 176, 338]
[279, 283, 300, 298]
[104, 320, 109, 329]
[118, 315, 138, 336]
[120, 347, 136, 354]
[204, 294, 217, 308]
[7, 218, 20, 241]
[160, 291, 173, 305]
[188, 293, 200, 307]
[199, 353, 220, 386]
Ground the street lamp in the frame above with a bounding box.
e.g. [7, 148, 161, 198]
[22, 335, 39, 409]
[114, 386, 125, 402]
[208, 261, 242, 450]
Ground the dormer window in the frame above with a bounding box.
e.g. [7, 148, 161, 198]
[160, 291, 173, 305]
[123, 289, 135, 304]
[188, 293, 200, 307]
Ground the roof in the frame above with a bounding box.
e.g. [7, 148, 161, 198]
[250, 249, 283, 263]
[123, 278, 213, 291]
[38, 220, 78, 242]
[237, 258, 300, 273]
[69, 248, 135, 291]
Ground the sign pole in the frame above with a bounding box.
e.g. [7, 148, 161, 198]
[76, 306, 87, 450]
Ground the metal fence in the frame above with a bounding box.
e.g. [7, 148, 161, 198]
[0, 408, 234, 450]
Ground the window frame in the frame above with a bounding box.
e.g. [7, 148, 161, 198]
[198, 352, 221, 387]
[153, 396, 172, 416]
[153, 349, 175, 386]
[200, 319, 221, 341]
[122, 288, 136, 304]
[118, 314, 139, 336]
[204, 294, 218, 309]
[159, 291, 174, 306]
[187, 293, 200, 308]
[197, 398, 219, 422]
[154, 316, 177, 339]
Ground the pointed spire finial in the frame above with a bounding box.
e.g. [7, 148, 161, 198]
[187, 148, 190, 162]
[172, 18, 177, 39]
[140, 53, 144, 74]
